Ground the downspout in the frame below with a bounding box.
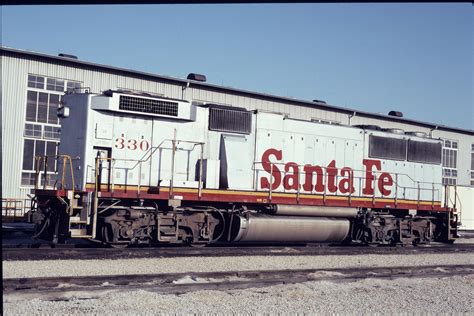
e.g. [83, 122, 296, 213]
[429, 125, 438, 137]
[181, 82, 190, 100]
[348, 111, 357, 126]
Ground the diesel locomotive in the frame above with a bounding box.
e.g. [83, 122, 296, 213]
[29, 90, 459, 247]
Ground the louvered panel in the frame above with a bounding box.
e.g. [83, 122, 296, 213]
[209, 107, 251, 134]
[119, 95, 178, 116]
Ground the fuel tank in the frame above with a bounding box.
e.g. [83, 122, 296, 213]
[232, 214, 350, 242]
[271, 205, 358, 218]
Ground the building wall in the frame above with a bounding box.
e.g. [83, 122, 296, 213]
[2, 53, 473, 203]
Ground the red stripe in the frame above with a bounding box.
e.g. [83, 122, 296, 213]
[42, 187, 448, 212]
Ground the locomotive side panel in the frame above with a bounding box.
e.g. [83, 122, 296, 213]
[58, 93, 93, 191]
[362, 130, 443, 202]
[254, 112, 366, 196]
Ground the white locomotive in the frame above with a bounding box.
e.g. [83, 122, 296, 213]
[30, 90, 459, 246]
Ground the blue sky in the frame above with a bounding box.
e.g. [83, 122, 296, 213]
[2, 4, 472, 129]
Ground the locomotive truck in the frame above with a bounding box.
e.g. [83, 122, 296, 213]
[29, 89, 459, 247]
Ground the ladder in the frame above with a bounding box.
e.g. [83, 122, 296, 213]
[66, 192, 96, 238]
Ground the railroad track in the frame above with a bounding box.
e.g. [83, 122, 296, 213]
[3, 243, 474, 261]
[4, 264, 473, 302]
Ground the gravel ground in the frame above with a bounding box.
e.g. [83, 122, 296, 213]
[3, 247, 474, 314]
[3, 253, 474, 279]
[4, 275, 473, 314]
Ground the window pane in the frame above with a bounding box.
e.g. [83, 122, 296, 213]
[44, 126, 60, 140]
[35, 140, 45, 160]
[471, 153, 474, 170]
[48, 94, 60, 124]
[445, 140, 451, 148]
[46, 141, 57, 171]
[26, 91, 38, 121]
[46, 78, 55, 91]
[37, 92, 48, 123]
[24, 123, 42, 138]
[55, 79, 64, 92]
[21, 172, 36, 186]
[22, 139, 35, 170]
[36, 76, 45, 89]
[28, 75, 36, 88]
[452, 141, 458, 149]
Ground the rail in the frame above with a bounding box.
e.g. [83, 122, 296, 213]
[93, 137, 205, 199]
[252, 161, 447, 208]
[34, 155, 78, 191]
[32, 148, 453, 211]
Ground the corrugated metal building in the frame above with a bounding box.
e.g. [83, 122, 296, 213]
[2, 46, 473, 225]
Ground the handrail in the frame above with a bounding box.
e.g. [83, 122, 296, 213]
[252, 160, 443, 187]
[34, 155, 78, 192]
[1, 198, 31, 219]
[93, 139, 205, 199]
[252, 160, 443, 207]
[131, 138, 205, 170]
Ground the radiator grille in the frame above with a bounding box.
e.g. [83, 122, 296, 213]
[209, 107, 252, 134]
[119, 95, 178, 116]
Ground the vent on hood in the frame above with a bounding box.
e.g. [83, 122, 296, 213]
[119, 95, 178, 117]
[209, 105, 252, 134]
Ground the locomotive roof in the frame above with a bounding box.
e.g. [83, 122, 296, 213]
[2, 46, 473, 136]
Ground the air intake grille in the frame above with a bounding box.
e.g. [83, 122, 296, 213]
[119, 95, 178, 116]
[209, 107, 252, 134]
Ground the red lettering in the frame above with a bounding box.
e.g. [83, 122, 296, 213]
[260, 148, 282, 190]
[127, 139, 138, 150]
[115, 134, 125, 149]
[339, 167, 355, 194]
[362, 159, 381, 195]
[378, 172, 393, 196]
[283, 163, 299, 191]
[303, 165, 324, 192]
[140, 140, 150, 151]
[326, 160, 338, 193]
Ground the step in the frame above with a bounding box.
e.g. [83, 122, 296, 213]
[70, 228, 91, 238]
[69, 216, 87, 224]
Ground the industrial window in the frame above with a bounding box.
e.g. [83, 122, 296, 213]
[21, 139, 57, 175]
[21, 172, 36, 186]
[208, 105, 252, 134]
[21, 171, 56, 187]
[26, 91, 38, 121]
[48, 94, 60, 125]
[25, 91, 60, 124]
[23, 75, 81, 187]
[407, 140, 442, 164]
[368, 135, 407, 160]
[119, 95, 178, 116]
[442, 139, 458, 186]
[22, 139, 35, 170]
[66, 81, 82, 93]
[28, 75, 45, 89]
[46, 78, 65, 92]
[24, 123, 42, 138]
[44, 125, 60, 140]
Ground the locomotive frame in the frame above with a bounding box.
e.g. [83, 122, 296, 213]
[29, 90, 459, 247]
